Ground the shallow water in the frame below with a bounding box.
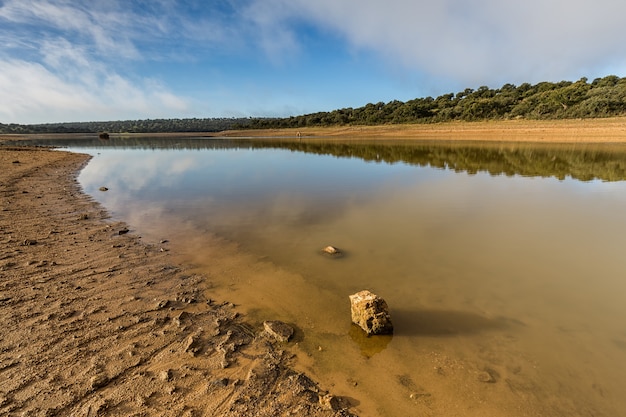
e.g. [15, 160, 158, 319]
[45, 137, 626, 416]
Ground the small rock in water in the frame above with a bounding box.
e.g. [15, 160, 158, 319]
[477, 369, 498, 383]
[322, 245, 342, 255]
[349, 290, 393, 335]
[99, 186, 108, 191]
[118, 228, 129, 235]
[263, 320, 294, 342]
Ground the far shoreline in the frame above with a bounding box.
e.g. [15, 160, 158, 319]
[217, 117, 626, 143]
[2, 117, 626, 144]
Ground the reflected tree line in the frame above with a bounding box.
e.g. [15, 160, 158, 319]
[9, 137, 626, 182]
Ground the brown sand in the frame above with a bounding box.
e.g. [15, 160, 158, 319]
[0, 146, 353, 416]
[218, 117, 626, 142]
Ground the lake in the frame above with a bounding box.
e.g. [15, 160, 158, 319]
[33, 136, 626, 416]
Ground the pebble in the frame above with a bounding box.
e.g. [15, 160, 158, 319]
[159, 369, 172, 382]
[263, 321, 294, 342]
[322, 245, 341, 255]
[90, 374, 109, 390]
[99, 187, 108, 191]
[477, 371, 497, 383]
[212, 378, 229, 387]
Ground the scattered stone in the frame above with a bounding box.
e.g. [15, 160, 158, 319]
[99, 186, 108, 191]
[90, 374, 109, 390]
[322, 245, 342, 256]
[184, 335, 199, 356]
[173, 311, 192, 327]
[22, 239, 37, 246]
[319, 394, 341, 411]
[159, 369, 172, 382]
[349, 290, 393, 335]
[263, 320, 294, 342]
[409, 392, 432, 400]
[477, 369, 498, 383]
[12, 160, 20, 164]
[118, 228, 129, 235]
[212, 377, 229, 387]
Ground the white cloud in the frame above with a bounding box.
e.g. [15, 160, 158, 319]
[0, 0, 202, 123]
[0, 58, 193, 123]
[250, 0, 626, 86]
[0, 0, 140, 59]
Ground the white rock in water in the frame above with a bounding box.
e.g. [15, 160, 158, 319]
[349, 290, 393, 335]
[323, 245, 341, 255]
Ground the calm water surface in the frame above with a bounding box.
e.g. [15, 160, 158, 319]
[46, 137, 626, 416]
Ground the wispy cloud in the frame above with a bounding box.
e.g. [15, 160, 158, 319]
[249, 0, 626, 86]
[0, 0, 202, 123]
[0, 0, 140, 58]
[0, 57, 192, 122]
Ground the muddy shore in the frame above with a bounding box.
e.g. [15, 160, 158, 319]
[0, 146, 353, 416]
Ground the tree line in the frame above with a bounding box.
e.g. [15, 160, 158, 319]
[0, 117, 247, 135]
[243, 75, 626, 129]
[1, 75, 626, 134]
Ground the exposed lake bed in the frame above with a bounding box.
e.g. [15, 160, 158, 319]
[3, 130, 626, 416]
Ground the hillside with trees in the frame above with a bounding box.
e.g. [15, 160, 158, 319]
[244, 75, 626, 129]
[1, 75, 625, 134]
[0, 118, 247, 135]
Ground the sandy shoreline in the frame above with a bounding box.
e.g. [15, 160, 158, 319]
[0, 146, 352, 416]
[217, 117, 626, 142]
[3, 117, 626, 144]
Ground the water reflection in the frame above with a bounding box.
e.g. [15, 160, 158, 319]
[9, 135, 626, 181]
[348, 325, 392, 358]
[16, 136, 626, 416]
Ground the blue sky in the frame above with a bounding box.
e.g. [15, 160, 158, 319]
[1, 0, 625, 124]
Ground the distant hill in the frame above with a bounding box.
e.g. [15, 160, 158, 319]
[243, 75, 626, 129]
[2, 75, 625, 134]
[0, 118, 248, 135]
